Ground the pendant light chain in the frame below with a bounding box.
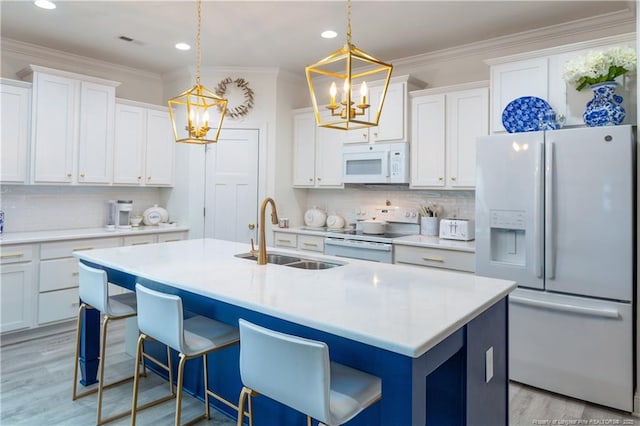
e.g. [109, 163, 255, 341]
[346, 0, 352, 46]
[195, 0, 202, 86]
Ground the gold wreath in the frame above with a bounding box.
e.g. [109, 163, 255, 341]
[215, 77, 255, 119]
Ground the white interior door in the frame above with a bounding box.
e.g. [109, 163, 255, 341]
[204, 128, 259, 243]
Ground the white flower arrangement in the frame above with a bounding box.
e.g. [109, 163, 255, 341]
[562, 46, 636, 91]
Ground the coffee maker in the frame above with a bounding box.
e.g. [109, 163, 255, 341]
[116, 200, 133, 229]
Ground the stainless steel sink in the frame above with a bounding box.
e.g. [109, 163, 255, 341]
[284, 260, 341, 270]
[235, 252, 343, 269]
[235, 252, 302, 264]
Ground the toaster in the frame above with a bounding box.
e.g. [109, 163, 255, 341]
[439, 219, 475, 241]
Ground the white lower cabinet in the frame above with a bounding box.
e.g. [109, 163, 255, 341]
[296, 235, 324, 253]
[1, 244, 36, 333]
[1, 229, 189, 335]
[394, 245, 475, 273]
[274, 232, 298, 249]
[38, 237, 120, 325]
[273, 232, 324, 254]
[157, 231, 188, 243]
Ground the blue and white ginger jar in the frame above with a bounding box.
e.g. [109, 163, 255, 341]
[583, 81, 625, 127]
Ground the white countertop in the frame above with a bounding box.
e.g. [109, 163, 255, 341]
[74, 238, 513, 358]
[393, 235, 476, 253]
[0, 225, 190, 245]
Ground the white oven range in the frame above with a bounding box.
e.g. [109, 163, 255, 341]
[324, 207, 419, 263]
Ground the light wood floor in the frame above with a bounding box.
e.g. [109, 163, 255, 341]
[1, 322, 637, 425]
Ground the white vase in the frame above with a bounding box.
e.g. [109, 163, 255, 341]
[420, 217, 439, 236]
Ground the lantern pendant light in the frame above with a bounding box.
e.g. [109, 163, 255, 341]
[305, 0, 393, 131]
[168, 0, 227, 144]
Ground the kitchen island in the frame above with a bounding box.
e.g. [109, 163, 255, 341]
[74, 238, 516, 425]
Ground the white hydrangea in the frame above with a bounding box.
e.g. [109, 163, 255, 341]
[562, 46, 637, 91]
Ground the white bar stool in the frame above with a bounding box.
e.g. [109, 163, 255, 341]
[72, 262, 167, 425]
[131, 284, 241, 426]
[236, 319, 382, 426]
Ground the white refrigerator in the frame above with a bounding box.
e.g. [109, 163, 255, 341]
[475, 125, 635, 412]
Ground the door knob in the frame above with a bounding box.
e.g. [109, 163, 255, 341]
[248, 223, 255, 230]
[451, 177, 457, 181]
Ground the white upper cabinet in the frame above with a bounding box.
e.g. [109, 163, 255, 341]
[1, 79, 31, 184]
[487, 34, 636, 133]
[145, 109, 174, 186]
[18, 65, 119, 185]
[410, 83, 489, 189]
[292, 109, 343, 188]
[411, 94, 446, 187]
[113, 100, 175, 187]
[345, 75, 424, 144]
[77, 82, 116, 184]
[489, 58, 547, 133]
[446, 88, 489, 187]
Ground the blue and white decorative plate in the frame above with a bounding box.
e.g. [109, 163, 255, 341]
[502, 96, 553, 133]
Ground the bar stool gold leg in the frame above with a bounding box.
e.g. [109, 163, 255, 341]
[72, 303, 88, 401]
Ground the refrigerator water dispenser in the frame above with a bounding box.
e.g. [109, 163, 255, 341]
[489, 210, 526, 266]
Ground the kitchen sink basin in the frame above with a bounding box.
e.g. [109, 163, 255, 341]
[235, 252, 343, 269]
[235, 252, 302, 265]
[284, 260, 341, 270]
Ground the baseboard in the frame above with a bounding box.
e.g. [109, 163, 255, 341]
[0, 320, 76, 347]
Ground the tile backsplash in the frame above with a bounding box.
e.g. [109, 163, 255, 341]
[0, 186, 163, 233]
[304, 186, 475, 225]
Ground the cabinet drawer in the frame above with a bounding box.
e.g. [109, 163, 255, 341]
[274, 232, 297, 248]
[297, 235, 324, 252]
[157, 232, 187, 243]
[41, 237, 121, 259]
[394, 245, 475, 272]
[39, 257, 79, 292]
[123, 234, 156, 246]
[38, 287, 79, 324]
[0, 244, 34, 264]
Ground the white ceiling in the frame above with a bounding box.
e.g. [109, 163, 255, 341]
[0, 1, 635, 75]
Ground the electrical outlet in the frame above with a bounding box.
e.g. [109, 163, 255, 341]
[485, 346, 494, 383]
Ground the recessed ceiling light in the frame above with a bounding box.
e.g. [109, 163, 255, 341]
[175, 43, 191, 51]
[34, 0, 56, 10]
[321, 30, 337, 39]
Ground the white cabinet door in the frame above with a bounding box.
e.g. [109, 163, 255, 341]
[145, 109, 175, 186]
[1, 263, 34, 333]
[1, 81, 31, 183]
[446, 87, 488, 188]
[490, 58, 548, 133]
[315, 123, 344, 187]
[410, 94, 445, 187]
[31, 72, 77, 183]
[370, 81, 405, 143]
[344, 80, 408, 144]
[113, 103, 174, 187]
[113, 103, 146, 185]
[292, 112, 317, 187]
[77, 81, 115, 184]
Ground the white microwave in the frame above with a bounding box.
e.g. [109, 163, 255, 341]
[342, 143, 409, 184]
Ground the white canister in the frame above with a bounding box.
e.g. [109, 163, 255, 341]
[420, 217, 439, 236]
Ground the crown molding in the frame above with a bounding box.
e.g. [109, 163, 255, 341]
[393, 9, 636, 72]
[410, 80, 489, 98]
[1, 38, 162, 81]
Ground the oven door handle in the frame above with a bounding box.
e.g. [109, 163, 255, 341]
[324, 239, 392, 251]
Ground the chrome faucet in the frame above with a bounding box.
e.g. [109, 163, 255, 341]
[258, 197, 279, 265]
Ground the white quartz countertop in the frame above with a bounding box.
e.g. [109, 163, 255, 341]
[393, 235, 476, 253]
[74, 238, 513, 358]
[0, 225, 190, 245]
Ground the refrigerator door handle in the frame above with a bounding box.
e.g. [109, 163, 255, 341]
[534, 141, 544, 278]
[510, 295, 621, 319]
[545, 141, 556, 279]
